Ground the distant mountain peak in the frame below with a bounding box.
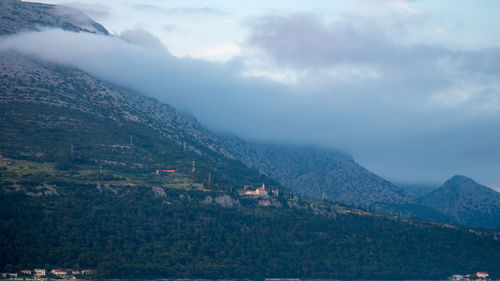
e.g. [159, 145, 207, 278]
[420, 175, 500, 228]
[442, 175, 494, 194]
[450, 174, 470, 179]
[448, 174, 476, 183]
[444, 175, 475, 187]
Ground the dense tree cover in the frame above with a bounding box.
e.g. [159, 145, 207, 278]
[1, 184, 499, 280]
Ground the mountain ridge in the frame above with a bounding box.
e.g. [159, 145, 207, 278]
[1, 0, 499, 230]
[1, 2, 500, 278]
[0, 0, 108, 36]
[219, 137, 413, 207]
[0, 0, 419, 210]
[0, 50, 278, 191]
[420, 175, 500, 228]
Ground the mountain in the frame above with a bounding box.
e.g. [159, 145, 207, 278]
[2, 50, 498, 278]
[0, 0, 438, 218]
[221, 139, 413, 208]
[220, 139, 462, 224]
[420, 175, 500, 228]
[0, 0, 108, 36]
[0, 47, 452, 225]
[0, 0, 495, 226]
[1, 2, 500, 279]
[0, 50, 279, 191]
[1, 0, 279, 191]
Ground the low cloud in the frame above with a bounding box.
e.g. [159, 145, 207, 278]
[165, 7, 227, 17]
[119, 28, 166, 50]
[134, 4, 227, 17]
[59, 2, 111, 21]
[247, 13, 390, 67]
[243, 11, 500, 188]
[1, 23, 499, 190]
[162, 24, 177, 32]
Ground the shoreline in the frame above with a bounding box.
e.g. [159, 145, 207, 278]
[6, 279, 498, 281]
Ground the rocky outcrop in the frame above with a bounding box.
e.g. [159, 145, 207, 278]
[214, 194, 240, 208]
[152, 186, 167, 198]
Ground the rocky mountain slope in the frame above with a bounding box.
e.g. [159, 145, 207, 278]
[0, 45, 456, 224]
[0, 50, 277, 190]
[3, 24, 498, 278]
[0, 0, 108, 36]
[1, 0, 416, 212]
[221, 139, 412, 207]
[217, 139, 461, 225]
[1, 0, 498, 229]
[420, 175, 500, 228]
[1, 0, 270, 189]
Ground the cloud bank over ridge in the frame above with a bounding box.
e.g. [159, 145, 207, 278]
[1, 4, 500, 189]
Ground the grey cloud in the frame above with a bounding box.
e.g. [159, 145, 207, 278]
[246, 13, 500, 79]
[165, 7, 227, 16]
[58, 2, 110, 20]
[162, 24, 177, 32]
[134, 4, 163, 11]
[119, 28, 166, 50]
[244, 13, 500, 189]
[246, 13, 500, 111]
[51, 4, 106, 31]
[459, 48, 500, 76]
[1, 28, 499, 190]
[247, 14, 391, 67]
[134, 4, 227, 17]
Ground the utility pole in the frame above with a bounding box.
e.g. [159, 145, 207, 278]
[99, 164, 103, 180]
[191, 160, 196, 182]
[208, 172, 211, 187]
[130, 135, 133, 146]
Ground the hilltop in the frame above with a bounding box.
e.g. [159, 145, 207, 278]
[420, 175, 500, 228]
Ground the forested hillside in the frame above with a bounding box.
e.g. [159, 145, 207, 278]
[1, 182, 499, 279]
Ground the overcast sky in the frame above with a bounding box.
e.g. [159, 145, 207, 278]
[11, 0, 500, 190]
